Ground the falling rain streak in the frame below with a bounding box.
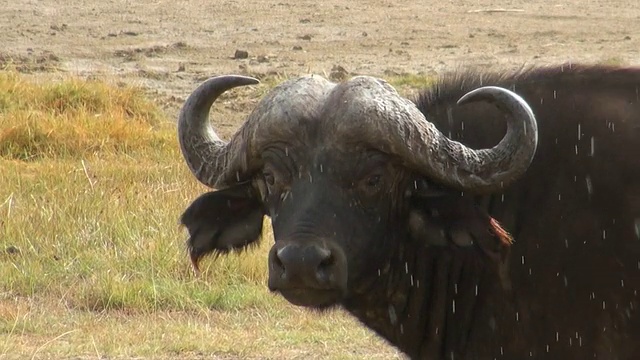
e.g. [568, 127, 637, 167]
[577, 123, 581, 140]
[585, 176, 593, 195]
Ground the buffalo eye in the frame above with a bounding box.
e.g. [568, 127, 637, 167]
[263, 171, 276, 187]
[358, 171, 385, 197]
[365, 174, 382, 187]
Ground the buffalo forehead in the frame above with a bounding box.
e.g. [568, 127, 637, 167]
[250, 74, 426, 156]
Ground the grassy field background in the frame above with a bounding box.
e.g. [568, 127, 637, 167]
[0, 70, 407, 359]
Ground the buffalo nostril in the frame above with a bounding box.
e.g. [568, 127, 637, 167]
[272, 243, 338, 286]
[315, 251, 335, 283]
[318, 253, 335, 269]
[273, 249, 284, 268]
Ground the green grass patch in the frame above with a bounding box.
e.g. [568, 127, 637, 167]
[0, 71, 401, 359]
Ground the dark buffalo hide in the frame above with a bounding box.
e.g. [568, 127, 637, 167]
[180, 64, 640, 359]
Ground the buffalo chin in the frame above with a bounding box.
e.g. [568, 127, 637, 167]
[275, 288, 342, 309]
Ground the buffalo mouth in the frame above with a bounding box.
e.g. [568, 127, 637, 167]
[272, 287, 343, 308]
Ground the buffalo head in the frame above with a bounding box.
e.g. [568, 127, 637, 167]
[178, 74, 537, 309]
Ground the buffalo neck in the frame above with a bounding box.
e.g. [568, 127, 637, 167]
[341, 237, 521, 359]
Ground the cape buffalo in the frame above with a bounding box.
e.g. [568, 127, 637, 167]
[177, 64, 640, 359]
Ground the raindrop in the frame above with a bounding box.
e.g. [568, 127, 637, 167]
[388, 305, 398, 325]
[569, 337, 572, 346]
[574, 145, 578, 155]
[320, 164, 324, 173]
[585, 176, 593, 195]
[516, 312, 519, 322]
[590, 137, 595, 156]
[540, 98, 544, 105]
[446, 107, 454, 136]
[564, 276, 568, 287]
[236, 171, 241, 182]
[602, 230, 607, 240]
[565, 239, 569, 248]
[579, 337, 582, 347]
[558, 193, 562, 201]
[555, 137, 558, 144]
[416, 279, 420, 288]
[521, 256, 526, 265]
[501, 194, 505, 202]
[285, 147, 289, 156]
[556, 332, 559, 342]
[405, 262, 408, 274]
[308, 173, 313, 183]
[603, 301, 606, 310]
[454, 283, 458, 294]
[612, 123, 616, 132]
[577, 123, 581, 140]
[400, 324, 404, 334]
[378, 268, 381, 276]
[452, 299, 456, 314]
[500, 347, 504, 355]
[633, 219, 640, 239]
[553, 90, 557, 99]
[410, 275, 414, 286]
[621, 279, 624, 288]
[546, 345, 550, 353]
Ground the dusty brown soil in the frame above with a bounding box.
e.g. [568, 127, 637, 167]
[2, 0, 639, 118]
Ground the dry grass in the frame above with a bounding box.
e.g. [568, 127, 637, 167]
[0, 71, 404, 359]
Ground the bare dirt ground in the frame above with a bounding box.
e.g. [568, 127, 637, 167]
[2, 0, 639, 119]
[2, 0, 639, 359]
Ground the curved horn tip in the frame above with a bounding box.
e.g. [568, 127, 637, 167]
[456, 86, 527, 108]
[208, 74, 260, 87]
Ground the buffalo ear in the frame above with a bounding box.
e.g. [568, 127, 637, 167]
[180, 182, 265, 274]
[408, 195, 512, 261]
